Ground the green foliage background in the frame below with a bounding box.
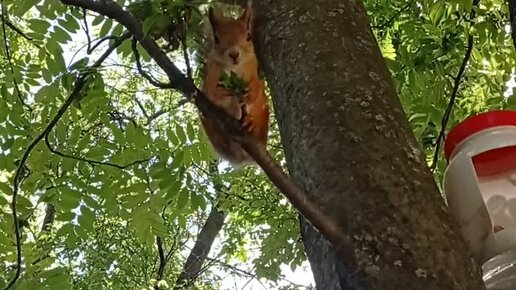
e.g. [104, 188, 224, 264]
[0, 0, 514, 289]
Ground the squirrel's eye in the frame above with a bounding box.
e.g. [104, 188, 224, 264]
[246, 33, 251, 41]
[214, 34, 219, 44]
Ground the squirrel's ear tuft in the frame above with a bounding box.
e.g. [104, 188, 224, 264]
[208, 7, 220, 29]
[239, 2, 253, 31]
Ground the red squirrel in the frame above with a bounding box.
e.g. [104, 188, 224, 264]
[200, 3, 269, 167]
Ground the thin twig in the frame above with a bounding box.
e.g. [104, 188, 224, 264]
[44, 132, 150, 169]
[135, 97, 150, 119]
[131, 37, 175, 88]
[430, 35, 474, 171]
[2, 32, 131, 290]
[89, 35, 119, 54]
[206, 258, 312, 290]
[145, 99, 189, 125]
[430, 0, 479, 171]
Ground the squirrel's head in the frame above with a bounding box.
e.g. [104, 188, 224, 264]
[208, 4, 254, 70]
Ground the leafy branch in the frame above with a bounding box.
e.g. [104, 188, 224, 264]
[60, 0, 354, 276]
[0, 2, 32, 112]
[3, 31, 132, 290]
[44, 131, 150, 170]
[430, 0, 479, 171]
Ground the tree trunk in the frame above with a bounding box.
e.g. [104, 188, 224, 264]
[251, 0, 485, 289]
[174, 205, 225, 289]
[41, 203, 55, 232]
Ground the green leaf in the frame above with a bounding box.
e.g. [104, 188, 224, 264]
[28, 19, 51, 34]
[176, 189, 189, 211]
[92, 16, 104, 26]
[176, 123, 187, 144]
[56, 211, 75, 221]
[142, 13, 170, 37]
[78, 207, 95, 231]
[99, 18, 113, 37]
[0, 181, 12, 195]
[123, 192, 148, 208]
[53, 26, 72, 44]
[13, 0, 39, 16]
[59, 15, 81, 33]
[70, 57, 90, 70]
[165, 180, 181, 201]
[186, 122, 196, 141]
[171, 150, 184, 168]
[148, 210, 167, 237]
[85, 146, 110, 159]
[190, 193, 206, 211]
[167, 128, 180, 145]
[76, 132, 91, 151]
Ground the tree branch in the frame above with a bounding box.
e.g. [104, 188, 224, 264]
[60, 0, 355, 266]
[430, 0, 479, 171]
[154, 237, 166, 290]
[2, 31, 131, 290]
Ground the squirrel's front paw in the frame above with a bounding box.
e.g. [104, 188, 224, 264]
[239, 88, 251, 102]
[241, 115, 254, 133]
[239, 105, 254, 133]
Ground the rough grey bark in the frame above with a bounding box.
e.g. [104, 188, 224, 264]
[249, 1, 485, 289]
[174, 206, 225, 289]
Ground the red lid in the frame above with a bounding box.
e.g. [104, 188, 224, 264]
[444, 110, 516, 176]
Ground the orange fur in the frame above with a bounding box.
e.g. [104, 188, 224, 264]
[200, 3, 269, 166]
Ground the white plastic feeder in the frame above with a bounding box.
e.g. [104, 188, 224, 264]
[443, 110, 516, 289]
